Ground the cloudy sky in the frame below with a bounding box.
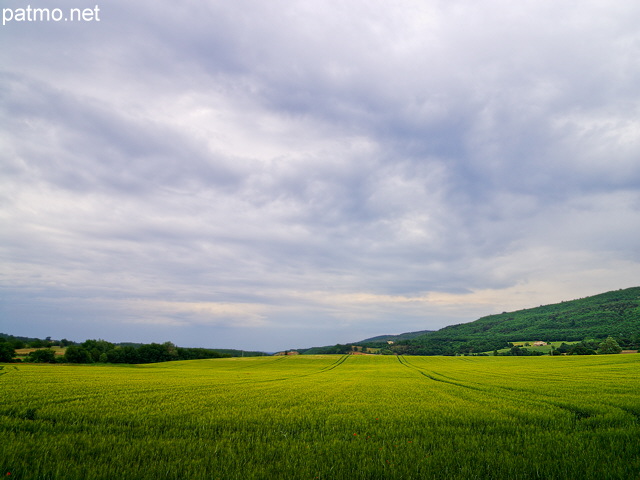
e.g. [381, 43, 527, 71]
[1, 1, 639, 351]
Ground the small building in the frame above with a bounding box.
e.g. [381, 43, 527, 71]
[533, 341, 547, 347]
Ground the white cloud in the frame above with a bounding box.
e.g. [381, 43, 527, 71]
[127, 300, 269, 328]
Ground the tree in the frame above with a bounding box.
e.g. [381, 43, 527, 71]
[120, 346, 140, 363]
[598, 336, 622, 355]
[133, 342, 180, 363]
[510, 346, 523, 356]
[64, 346, 93, 363]
[106, 347, 125, 363]
[0, 342, 15, 362]
[29, 339, 46, 348]
[82, 339, 114, 353]
[568, 345, 596, 355]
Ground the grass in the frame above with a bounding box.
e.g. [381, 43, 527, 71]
[1, 355, 639, 479]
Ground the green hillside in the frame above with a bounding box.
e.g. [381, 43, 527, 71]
[362, 287, 640, 355]
[358, 330, 434, 343]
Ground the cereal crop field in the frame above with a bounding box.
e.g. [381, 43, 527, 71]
[1, 354, 639, 479]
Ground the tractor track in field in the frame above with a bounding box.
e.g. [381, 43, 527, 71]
[396, 355, 482, 391]
[396, 355, 572, 420]
[200, 354, 353, 387]
[267, 354, 351, 379]
[398, 355, 554, 398]
[396, 356, 640, 426]
[319, 354, 350, 372]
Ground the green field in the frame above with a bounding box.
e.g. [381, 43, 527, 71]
[493, 340, 579, 354]
[2, 355, 639, 479]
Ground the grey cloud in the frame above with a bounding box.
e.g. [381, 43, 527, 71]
[2, 75, 243, 195]
[2, 0, 640, 350]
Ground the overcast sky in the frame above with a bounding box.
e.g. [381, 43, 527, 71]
[1, 1, 639, 351]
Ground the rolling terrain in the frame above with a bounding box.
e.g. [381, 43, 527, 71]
[357, 286, 640, 355]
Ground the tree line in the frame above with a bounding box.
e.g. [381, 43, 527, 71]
[0, 336, 235, 364]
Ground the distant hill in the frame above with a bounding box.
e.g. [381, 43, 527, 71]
[359, 286, 640, 355]
[358, 330, 434, 343]
[299, 330, 436, 354]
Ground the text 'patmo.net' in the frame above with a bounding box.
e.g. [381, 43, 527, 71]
[3, 5, 101, 26]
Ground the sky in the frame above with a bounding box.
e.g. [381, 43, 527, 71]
[1, 1, 639, 352]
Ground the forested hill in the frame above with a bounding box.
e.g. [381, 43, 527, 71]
[358, 330, 434, 343]
[361, 286, 640, 355]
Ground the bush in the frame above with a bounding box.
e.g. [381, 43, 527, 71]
[598, 337, 622, 355]
[27, 349, 57, 363]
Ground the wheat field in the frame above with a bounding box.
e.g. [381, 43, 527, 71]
[1, 354, 639, 479]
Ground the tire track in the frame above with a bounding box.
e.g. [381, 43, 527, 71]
[397, 356, 634, 427]
[213, 355, 352, 386]
[319, 354, 350, 372]
[397, 355, 482, 391]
